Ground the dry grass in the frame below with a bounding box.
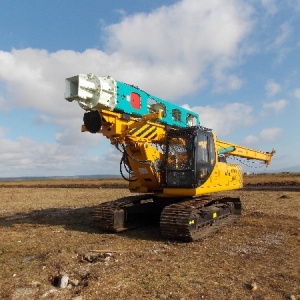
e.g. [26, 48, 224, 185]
[244, 173, 300, 185]
[0, 175, 299, 299]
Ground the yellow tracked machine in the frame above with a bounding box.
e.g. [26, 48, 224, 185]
[65, 74, 275, 241]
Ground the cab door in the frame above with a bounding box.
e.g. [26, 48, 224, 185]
[195, 128, 216, 186]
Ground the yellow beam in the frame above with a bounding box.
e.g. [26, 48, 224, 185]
[216, 139, 275, 166]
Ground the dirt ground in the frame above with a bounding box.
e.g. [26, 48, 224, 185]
[0, 174, 299, 300]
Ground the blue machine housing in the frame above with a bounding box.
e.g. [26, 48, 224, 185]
[114, 81, 200, 128]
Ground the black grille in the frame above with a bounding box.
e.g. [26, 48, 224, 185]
[165, 171, 195, 187]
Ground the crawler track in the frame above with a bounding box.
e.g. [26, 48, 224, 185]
[93, 194, 163, 232]
[93, 195, 241, 241]
[160, 196, 241, 241]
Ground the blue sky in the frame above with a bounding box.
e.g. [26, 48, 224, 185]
[0, 0, 299, 177]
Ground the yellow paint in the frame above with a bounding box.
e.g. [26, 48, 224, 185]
[81, 108, 274, 197]
[217, 138, 275, 166]
[163, 162, 243, 196]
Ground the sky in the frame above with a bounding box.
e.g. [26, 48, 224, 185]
[0, 0, 300, 177]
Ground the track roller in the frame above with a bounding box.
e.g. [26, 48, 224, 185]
[160, 197, 242, 241]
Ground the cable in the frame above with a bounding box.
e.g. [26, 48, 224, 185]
[227, 156, 266, 169]
[115, 140, 161, 184]
[119, 151, 137, 182]
[114, 141, 136, 181]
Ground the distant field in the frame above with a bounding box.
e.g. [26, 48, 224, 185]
[0, 172, 299, 188]
[0, 174, 299, 299]
[243, 173, 300, 185]
[0, 177, 127, 188]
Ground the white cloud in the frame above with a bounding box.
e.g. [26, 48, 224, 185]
[183, 102, 254, 136]
[106, 1, 252, 59]
[0, 127, 6, 138]
[294, 88, 300, 100]
[0, 95, 5, 108]
[265, 80, 281, 96]
[0, 131, 119, 177]
[0, 49, 111, 117]
[212, 71, 244, 93]
[259, 127, 282, 141]
[0, 0, 254, 111]
[263, 99, 288, 112]
[104, 0, 253, 95]
[287, 0, 300, 11]
[266, 22, 293, 62]
[260, 0, 279, 15]
[243, 134, 259, 144]
[0, 135, 74, 176]
[273, 23, 292, 48]
[244, 127, 282, 145]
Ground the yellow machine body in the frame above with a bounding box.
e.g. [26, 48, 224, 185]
[163, 162, 243, 197]
[81, 108, 273, 197]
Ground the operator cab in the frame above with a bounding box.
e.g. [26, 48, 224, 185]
[164, 127, 216, 188]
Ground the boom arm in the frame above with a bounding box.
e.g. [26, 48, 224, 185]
[216, 139, 275, 166]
